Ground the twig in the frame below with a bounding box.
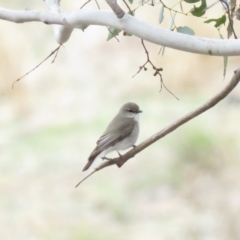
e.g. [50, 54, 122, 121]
[75, 170, 97, 187]
[94, 0, 100, 9]
[219, 0, 237, 39]
[80, 0, 91, 9]
[122, 0, 134, 15]
[12, 44, 62, 89]
[159, 0, 188, 16]
[106, 0, 125, 18]
[51, 45, 61, 63]
[75, 68, 240, 186]
[133, 39, 178, 99]
[133, 39, 163, 77]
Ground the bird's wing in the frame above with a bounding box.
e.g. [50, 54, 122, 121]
[96, 116, 135, 150]
[84, 116, 135, 171]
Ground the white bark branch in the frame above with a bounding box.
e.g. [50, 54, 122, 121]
[106, 0, 125, 18]
[44, 0, 73, 44]
[0, 7, 240, 56]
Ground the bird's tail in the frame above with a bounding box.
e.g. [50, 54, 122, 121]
[82, 148, 100, 171]
[82, 159, 95, 171]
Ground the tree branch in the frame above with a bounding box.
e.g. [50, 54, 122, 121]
[0, 8, 240, 55]
[76, 68, 240, 187]
[44, 0, 73, 44]
[105, 0, 125, 18]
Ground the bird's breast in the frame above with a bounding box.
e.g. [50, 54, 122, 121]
[114, 123, 139, 151]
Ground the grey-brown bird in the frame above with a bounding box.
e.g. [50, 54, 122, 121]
[82, 102, 142, 171]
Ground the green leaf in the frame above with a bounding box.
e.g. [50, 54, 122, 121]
[107, 27, 121, 41]
[227, 19, 234, 38]
[223, 56, 228, 79]
[180, 2, 183, 12]
[184, 0, 200, 3]
[158, 46, 166, 56]
[190, 0, 207, 17]
[176, 26, 195, 35]
[219, 33, 228, 79]
[204, 15, 226, 28]
[128, 0, 133, 3]
[159, 5, 164, 24]
[168, 12, 176, 30]
[219, 31, 224, 39]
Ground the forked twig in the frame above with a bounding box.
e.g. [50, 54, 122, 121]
[75, 68, 240, 187]
[12, 44, 62, 89]
[133, 39, 179, 100]
[219, 0, 237, 39]
[122, 0, 134, 15]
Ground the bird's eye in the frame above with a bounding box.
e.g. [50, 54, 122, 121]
[128, 109, 133, 112]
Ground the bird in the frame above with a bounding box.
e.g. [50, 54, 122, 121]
[82, 102, 142, 171]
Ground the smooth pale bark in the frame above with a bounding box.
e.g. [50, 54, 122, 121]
[0, 6, 240, 55]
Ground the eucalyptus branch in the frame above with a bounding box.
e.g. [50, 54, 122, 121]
[1, 8, 240, 55]
[75, 68, 240, 187]
[106, 0, 125, 18]
[44, 0, 73, 44]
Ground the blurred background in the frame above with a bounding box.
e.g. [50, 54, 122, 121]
[0, 1, 240, 240]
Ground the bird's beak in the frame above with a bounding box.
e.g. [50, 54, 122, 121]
[138, 110, 143, 113]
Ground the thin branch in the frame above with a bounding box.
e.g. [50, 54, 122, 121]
[106, 0, 125, 18]
[51, 44, 61, 63]
[94, 0, 100, 9]
[159, 0, 188, 16]
[75, 169, 97, 187]
[133, 39, 178, 99]
[80, 0, 100, 9]
[219, 0, 238, 39]
[133, 39, 163, 77]
[80, 0, 91, 9]
[75, 68, 240, 186]
[12, 45, 62, 89]
[122, 0, 134, 15]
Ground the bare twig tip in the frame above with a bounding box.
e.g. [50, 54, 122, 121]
[75, 169, 97, 188]
[12, 44, 62, 88]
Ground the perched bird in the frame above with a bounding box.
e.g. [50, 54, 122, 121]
[82, 102, 142, 171]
